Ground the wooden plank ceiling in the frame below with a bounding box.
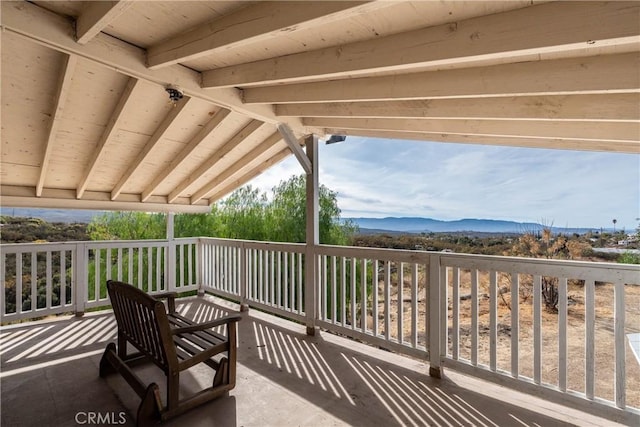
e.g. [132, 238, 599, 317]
[1, 1, 638, 212]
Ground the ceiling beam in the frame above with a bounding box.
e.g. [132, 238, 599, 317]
[141, 109, 232, 202]
[207, 148, 292, 204]
[37, 54, 77, 197]
[276, 94, 640, 122]
[304, 118, 640, 143]
[168, 120, 265, 203]
[147, 1, 379, 69]
[190, 132, 283, 204]
[1, 1, 307, 132]
[75, 1, 134, 45]
[111, 97, 193, 201]
[202, 1, 640, 88]
[77, 77, 141, 199]
[2, 185, 210, 213]
[244, 53, 640, 104]
[277, 123, 311, 174]
[323, 129, 640, 154]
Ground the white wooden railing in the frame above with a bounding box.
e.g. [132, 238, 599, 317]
[0, 238, 198, 321]
[200, 238, 306, 322]
[1, 238, 638, 423]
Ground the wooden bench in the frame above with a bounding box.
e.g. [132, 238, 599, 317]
[99, 280, 241, 426]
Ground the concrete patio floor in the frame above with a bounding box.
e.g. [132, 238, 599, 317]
[0, 295, 625, 427]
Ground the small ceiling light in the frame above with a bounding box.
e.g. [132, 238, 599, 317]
[165, 86, 184, 106]
[326, 135, 347, 145]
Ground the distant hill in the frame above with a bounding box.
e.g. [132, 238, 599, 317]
[0, 208, 102, 223]
[1, 209, 597, 234]
[347, 217, 594, 234]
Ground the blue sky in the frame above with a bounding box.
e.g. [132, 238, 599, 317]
[248, 137, 640, 230]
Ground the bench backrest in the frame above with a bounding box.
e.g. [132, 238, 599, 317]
[107, 280, 176, 371]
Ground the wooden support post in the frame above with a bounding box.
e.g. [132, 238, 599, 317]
[305, 135, 319, 336]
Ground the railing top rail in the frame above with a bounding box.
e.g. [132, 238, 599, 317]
[200, 236, 305, 251]
[440, 251, 640, 283]
[317, 244, 430, 263]
[0, 241, 85, 252]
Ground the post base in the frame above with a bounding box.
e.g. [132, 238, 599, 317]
[306, 326, 317, 336]
[429, 366, 443, 379]
[240, 304, 249, 312]
[197, 289, 205, 297]
[75, 311, 85, 318]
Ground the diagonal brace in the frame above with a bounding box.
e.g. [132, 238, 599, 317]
[277, 123, 312, 175]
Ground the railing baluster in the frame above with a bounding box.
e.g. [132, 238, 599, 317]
[95, 249, 101, 300]
[559, 277, 568, 391]
[297, 252, 303, 313]
[268, 250, 274, 305]
[341, 257, 347, 327]
[277, 251, 282, 308]
[75, 243, 86, 315]
[31, 251, 37, 312]
[0, 251, 5, 316]
[490, 271, 498, 372]
[60, 250, 66, 307]
[16, 253, 23, 314]
[128, 247, 133, 284]
[511, 273, 519, 378]
[156, 246, 162, 292]
[373, 259, 379, 336]
[331, 256, 337, 323]
[398, 262, 404, 344]
[259, 249, 264, 303]
[180, 244, 185, 287]
[384, 260, 391, 340]
[137, 247, 143, 288]
[248, 248, 254, 300]
[320, 255, 327, 319]
[146, 247, 152, 292]
[411, 263, 418, 348]
[360, 258, 367, 332]
[533, 275, 542, 383]
[283, 251, 289, 311]
[46, 251, 52, 308]
[585, 279, 595, 399]
[117, 247, 123, 281]
[452, 267, 459, 360]
[188, 243, 194, 287]
[471, 268, 478, 366]
[614, 281, 626, 409]
[106, 248, 112, 282]
[351, 257, 356, 330]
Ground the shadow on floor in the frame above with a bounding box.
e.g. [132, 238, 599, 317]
[0, 296, 621, 426]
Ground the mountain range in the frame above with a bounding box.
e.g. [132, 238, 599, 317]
[346, 217, 594, 234]
[1, 208, 598, 234]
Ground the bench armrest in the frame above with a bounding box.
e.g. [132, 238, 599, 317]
[171, 314, 242, 335]
[153, 292, 178, 313]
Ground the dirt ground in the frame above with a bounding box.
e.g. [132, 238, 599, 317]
[369, 270, 640, 409]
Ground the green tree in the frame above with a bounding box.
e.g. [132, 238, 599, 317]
[217, 186, 267, 240]
[88, 211, 166, 240]
[266, 175, 357, 244]
[87, 175, 357, 245]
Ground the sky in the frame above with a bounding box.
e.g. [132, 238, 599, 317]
[247, 136, 640, 231]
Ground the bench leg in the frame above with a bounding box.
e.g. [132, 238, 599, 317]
[212, 357, 229, 388]
[99, 343, 117, 377]
[137, 383, 161, 427]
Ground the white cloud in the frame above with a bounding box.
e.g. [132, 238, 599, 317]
[246, 137, 640, 230]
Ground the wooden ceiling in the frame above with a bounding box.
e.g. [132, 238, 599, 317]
[1, 1, 638, 212]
